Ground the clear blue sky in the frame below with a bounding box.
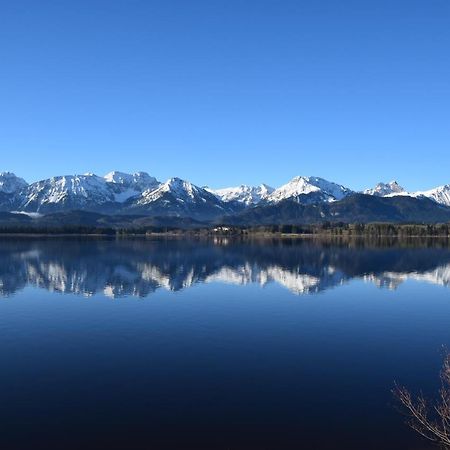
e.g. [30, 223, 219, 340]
[1, 0, 449, 191]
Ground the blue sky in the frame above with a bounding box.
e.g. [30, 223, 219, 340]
[1, 0, 449, 191]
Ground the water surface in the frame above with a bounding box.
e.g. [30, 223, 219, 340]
[1, 236, 449, 449]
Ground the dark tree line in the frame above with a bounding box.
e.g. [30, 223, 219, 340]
[240, 223, 450, 237]
[0, 222, 449, 237]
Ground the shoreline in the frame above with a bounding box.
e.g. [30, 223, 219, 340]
[0, 232, 449, 239]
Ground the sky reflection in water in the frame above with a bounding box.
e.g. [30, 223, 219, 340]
[0, 237, 449, 450]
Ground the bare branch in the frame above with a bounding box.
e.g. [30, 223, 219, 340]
[393, 354, 450, 449]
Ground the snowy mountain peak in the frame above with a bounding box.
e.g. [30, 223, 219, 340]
[165, 177, 195, 195]
[138, 177, 205, 204]
[102, 171, 160, 203]
[363, 181, 406, 197]
[0, 172, 28, 194]
[267, 176, 353, 204]
[104, 171, 129, 183]
[19, 174, 113, 212]
[132, 177, 229, 219]
[414, 184, 450, 207]
[104, 171, 158, 187]
[358, 181, 450, 207]
[167, 177, 187, 186]
[210, 183, 275, 206]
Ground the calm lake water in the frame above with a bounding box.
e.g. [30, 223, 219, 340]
[1, 236, 449, 449]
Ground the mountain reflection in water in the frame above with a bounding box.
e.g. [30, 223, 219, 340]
[1, 236, 449, 298]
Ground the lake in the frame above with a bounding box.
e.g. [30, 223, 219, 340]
[0, 236, 449, 449]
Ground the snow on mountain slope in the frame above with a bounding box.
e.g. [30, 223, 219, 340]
[209, 184, 274, 206]
[266, 176, 353, 204]
[414, 185, 450, 207]
[104, 171, 160, 202]
[3, 169, 450, 216]
[363, 181, 406, 197]
[130, 177, 230, 219]
[0, 172, 28, 194]
[104, 171, 159, 190]
[16, 171, 162, 212]
[20, 174, 115, 212]
[363, 181, 450, 207]
[137, 177, 221, 205]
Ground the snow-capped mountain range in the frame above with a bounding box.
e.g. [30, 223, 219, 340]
[1, 171, 450, 219]
[363, 180, 450, 206]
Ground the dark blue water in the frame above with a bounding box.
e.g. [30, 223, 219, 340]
[0, 237, 449, 449]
